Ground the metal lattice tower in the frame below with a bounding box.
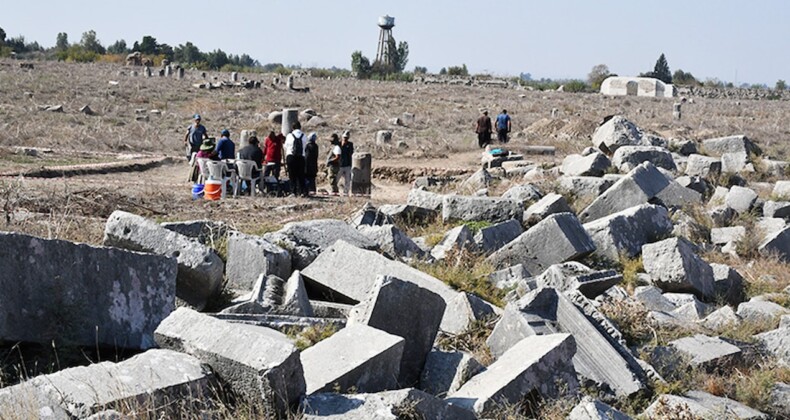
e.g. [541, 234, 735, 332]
[375, 15, 396, 67]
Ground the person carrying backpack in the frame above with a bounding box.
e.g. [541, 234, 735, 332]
[284, 121, 307, 197]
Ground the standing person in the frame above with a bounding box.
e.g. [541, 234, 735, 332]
[215, 129, 236, 160]
[475, 110, 492, 148]
[495, 109, 511, 143]
[304, 132, 319, 195]
[338, 130, 354, 196]
[325, 133, 341, 195]
[284, 121, 306, 197]
[263, 130, 285, 180]
[184, 113, 208, 160]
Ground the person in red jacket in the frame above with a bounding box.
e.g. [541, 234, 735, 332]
[263, 130, 285, 180]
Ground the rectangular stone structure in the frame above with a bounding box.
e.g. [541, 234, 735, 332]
[579, 162, 670, 223]
[300, 324, 404, 395]
[583, 203, 673, 262]
[154, 308, 305, 418]
[226, 231, 291, 291]
[442, 195, 523, 224]
[0, 232, 176, 350]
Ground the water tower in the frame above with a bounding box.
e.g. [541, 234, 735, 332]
[376, 15, 396, 67]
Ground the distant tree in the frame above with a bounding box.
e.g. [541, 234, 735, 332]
[350, 50, 371, 78]
[174, 42, 203, 64]
[775, 80, 787, 91]
[446, 64, 468, 76]
[107, 39, 128, 55]
[439, 67, 447, 75]
[80, 30, 105, 54]
[0, 27, 6, 45]
[587, 64, 614, 90]
[132, 41, 140, 52]
[394, 41, 409, 73]
[5, 36, 27, 53]
[413, 66, 427, 74]
[644, 53, 672, 84]
[158, 43, 174, 61]
[138, 36, 158, 55]
[520, 72, 532, 81]
[206, 49, 229, 69]
[672, 69, 699, 86]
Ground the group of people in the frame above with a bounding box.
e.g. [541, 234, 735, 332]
[475, 109, 512, 148]
[184, 114, 356, 197]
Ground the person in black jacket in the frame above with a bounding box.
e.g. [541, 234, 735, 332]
[238, 136, 264, 194]
[304, 132, 319, 195]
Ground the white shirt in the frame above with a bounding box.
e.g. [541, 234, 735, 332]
[284, 129, 304, 157]
[332, 145, 341, 156]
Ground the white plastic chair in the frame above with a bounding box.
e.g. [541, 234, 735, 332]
[204, 160, 234, 198]
[195, 158, 210, 184]
[234, 159, 261, 197]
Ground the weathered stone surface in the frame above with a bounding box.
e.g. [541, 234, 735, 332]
[711, 263, 745, 305]
[531, 262, 622, 299]
[669, 334, 742, 368]
[356, 224, 425, 260]
[300, 324, 404, 394]
[655, 178, 703, 208]
[447, 334, 579, 416]
[488, 264, 532, 289]
[676, 175, 712, 196]
[501, 183, 543, 203]
[591, 115, 643, 154]
[759, 226, 790, 261]
[771, 382, 790, 418]
[0, 349, 215, 419]
[442, 195, 523, 224]
[406, 188, 445, 211]
[644, 391, 768, 419]
[487, 288, 645, 396]
[378, 204, 438, 225]
[684, 154, 722, 178]
[473, 219, 523, 254]
[579, 162, 670, 223]
[634, 286, 677, 312]
[725, 186, 758, 214]
[487, 213, 596, 274]
[350, 202, 395, 227]
[441, 292, 500, 335]
[756, 325, 790, 366]
[281, 271, 314, 317]
[612, 145, 677, 172]
[702, 135, 761, 157]
[103, 210, 223, 309]
[154, 308, 304, 416]
[420, 350, 484, 397]
[721, 151, 753, 173]
[763, 201, 790, 219]
[557, 176, 614, 199]
[226, 231, 291, 291]
[161, 219, 228, 245]
[302, 388, 475, 420]
[263, 219, 377, 269]
[523, 193, 573, 224]
[701, 306, 741, 330]
[431, 225, 475, 260]
[561, 152, 612, 177]
[568, 397, 633, 420]
[711, 226, 746, 246]
[459, 168, 493, 191]
[642, 237, 716, 299]
[0, 232, 176, 350]
[583, 204, 673, 262]
[737, 298, 789, 323]
[671, 300, 709, 322]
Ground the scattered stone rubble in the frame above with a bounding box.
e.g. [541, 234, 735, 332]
[3, 113, 790, 418]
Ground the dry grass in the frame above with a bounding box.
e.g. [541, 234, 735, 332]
[285, 324, 338, 351]
[435, 317, 497, 366]
[414, 247, 503, 307]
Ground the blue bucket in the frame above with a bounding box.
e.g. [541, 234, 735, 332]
[192, 183, 205, 200]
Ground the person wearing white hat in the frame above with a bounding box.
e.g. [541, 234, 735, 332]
[338, 130, 354, 196]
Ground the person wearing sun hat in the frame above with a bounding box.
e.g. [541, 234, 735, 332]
[184, 113, 208, 160]
[195, 137, 218, 160]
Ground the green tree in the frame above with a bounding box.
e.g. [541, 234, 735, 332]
[80, 30, 105, 54]
[413, 66, 427, 74]
[644, 53, 672, 84]
[672, 69, 699, 86]
[775, 80, 787, 91]
[0, 27, 6, 45]
[587, 64, 614, 91]
[446, 64, 468, 76]
[138, 35, 158, 55]
[206, 49, 229, 69]
[107, 39, 128, 55]
[439, 67, 447, 75]
[351, 50, 371, 79]
[174, 42, 203, 64]
[394, 41, 409, 73]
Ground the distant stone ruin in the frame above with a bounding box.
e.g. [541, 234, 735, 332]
[600, 76, 675, 98]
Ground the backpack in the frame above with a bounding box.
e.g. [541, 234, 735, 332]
[292, 133, 303, 157]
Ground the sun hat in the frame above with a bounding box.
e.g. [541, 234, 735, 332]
[200, 138, 215, 151]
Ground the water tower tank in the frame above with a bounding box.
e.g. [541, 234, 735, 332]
[378, 15, 395, 29]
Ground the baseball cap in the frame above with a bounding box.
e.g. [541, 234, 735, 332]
[193, 113, 201, 120]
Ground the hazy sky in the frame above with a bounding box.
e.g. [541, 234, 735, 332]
[4, 1, 788, 84]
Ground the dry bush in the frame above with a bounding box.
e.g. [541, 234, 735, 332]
[414, 247, 502, 306]
[598, 299, 654, 347]
[435, 317, 497, 366]
[285, 324, 338, 351]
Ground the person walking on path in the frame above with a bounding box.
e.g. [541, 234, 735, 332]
[263, 130, 285, 180]
[325, 133, 341, 195]
[284, 121, 307, 197]
[184, 113, 208, 160]
[475, 110, 492, 148]
[304, 132, 319, 195]
[495, 109, 511, 143]
[338, 130, 354, 196]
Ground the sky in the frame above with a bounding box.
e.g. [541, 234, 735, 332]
[4, 1, 789, 85]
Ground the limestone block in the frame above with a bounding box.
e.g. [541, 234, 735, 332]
[644, 391, 768, 419]
[523, 193, 573, 224]
[561, 152, 612, 177]
[642, 237, 716, 299]
[442, 195, 523, 224]
[301, 388, 475, 420]
[580, 162, 670, 223]
[701, 135, 761, 157]
[226, 231, 291, 291]
[501, 183, 543, 203]
[419, 350, 484, 397]
[725, 186, 758, 214]
[430, 225, 476, 261]
[583, 204, 673, 262]
[684, 154, 722, 178]
[356, 224, 425, 260]
[669, 334, 742, 368]
[263, 219, 377, 269]
[612, 145, 677, 172]
[406, 188, 445, 211]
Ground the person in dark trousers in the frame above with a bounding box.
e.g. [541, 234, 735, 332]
[475, 110, 492, 148]
[495, 109, 511, 143]
[263, 130, 285, 180]
[338, 130, 354, 196]
[325, 133, 341, 194]
[284, 121, 306, 197]
[304, 132, 319, 195]
[184, 113, 208, 160]
[238, 136, 263, 194]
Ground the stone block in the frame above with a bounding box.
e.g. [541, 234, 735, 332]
[669, 334, 742, 369]
[701, 306, 741, 330]
[763, 201, 790, 219]
[561, 152, 612, 177]
[447, 334, 579, 417]
[431, 225, 476, 261]
[0, 232, 176, 350]
[281, 271, 314, 317]
[420, 350, 484, 397]
[226, 231, 291, 291]
[725, 186, 758, 214]
[501, 183, 543, 203]
[263, 219, 377, 269]
[568, 397, 633, 420]
[756, 325, 790, 366]
[154, 308, 304, 416]
[759, 226, 790, 261]
[579, 162, 670, 223]
[406, 188, 445, 211]
[488, 264, 532, 289]
[591, 115, 643, 154]
[487, 288, 646, 396]
[356, 224, 425, 260]
[644, 391, 768, 419]
[702, 135, 761, 157]
[301, 388, 475, 420]
[737, 298, 789, 323]
[533, 262, 622, 299]
[722, 151, 753, 173]
[350, 202, 395, 227]
[458, 168, 493, 191]
[442, 195, 523, 224]
[710, 263, 746, 305]
[771, 382, 790, 419]
[300, 324, 404, 394]
[583, 204, 673, 262]
[161, 219, 228, 245]
[473, 219, 523, 254]
[441, 292, 500, 335]
[378, 204, 438, 226]
[348, 276, 446, 387]
[642, 237, 716, 299]
[103, 210, 223, 309]
[0, 349, 215, 419]
[523, 193, 573, 224]
[487, 212, 595, 274]
[634, 286, 676, 312]
[684, 154, 722, 178]
[655, 179, 703, 208]
[557, 176, 615, 199]
[711, 226, 746, 246]
[612, 145, 677, 172]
